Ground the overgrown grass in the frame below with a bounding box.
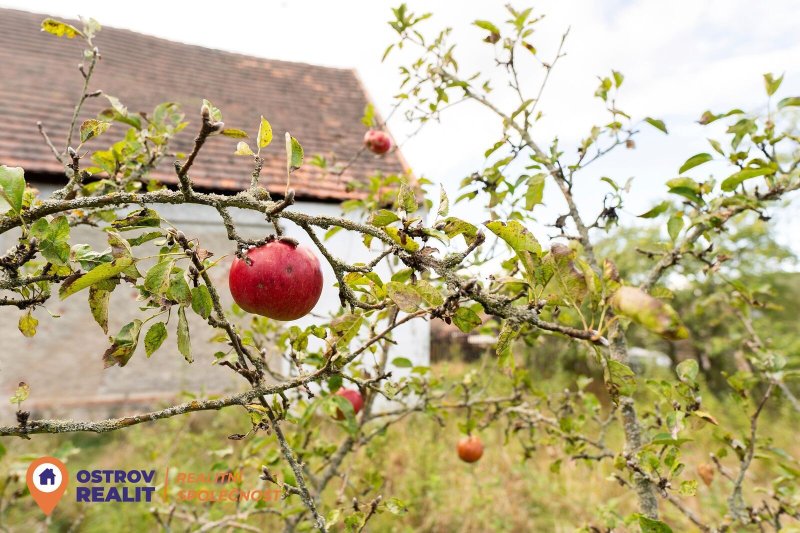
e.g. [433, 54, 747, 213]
[0, 358, 796, 532]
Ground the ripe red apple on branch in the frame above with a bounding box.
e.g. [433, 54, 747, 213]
[363, 129, 392, 154]
[456, 435, 484, 463]
[333, 388, 364, 420]
[228, 239, 323, 321]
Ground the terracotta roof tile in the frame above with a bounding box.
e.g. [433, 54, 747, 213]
[0, 8, 407, 201]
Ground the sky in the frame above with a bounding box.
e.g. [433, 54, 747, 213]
[2, 0, 799, 251]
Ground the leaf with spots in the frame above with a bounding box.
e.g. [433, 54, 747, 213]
[257, 116, 273, 148]
[18, 312, 38, 337]
[88, 286, 109, 333]
[452, 307, 481, 333]
[144, 322, 167, 357]
[102, 319, 142, 368]
[41, 19, 83, 38]
[60, 257, 135, 299]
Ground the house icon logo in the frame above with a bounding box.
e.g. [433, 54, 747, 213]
[39, 467, 57, 486]
[26, 457, 68, 515]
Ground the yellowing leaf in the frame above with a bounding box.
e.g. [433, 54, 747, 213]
[235, 141, 254, 156]
[610, 286, 689, 340]
[60, 257, 135, 299]
[258, 116, 273, 148]
[41, 19, 83, 38]
[80, 119, 111, 143]
[485, 220, 540, 255]
[9, 382, 30, 405]
[220, 128, 248, 139]
[18, 312, 38, 337]
[386, 281, 422, 312]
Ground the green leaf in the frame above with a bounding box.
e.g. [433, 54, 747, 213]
[144, 322, 167, 357]
[285, 133, 304, 173]
[637, 515, 673, 533]
[676, 359, 699, 384]
[606, 360, 637, 398]
[391, 357, 413, 368]
[167, 272, 192, 305]
[763, 73, 784, 96]
[80, 119, 111, 143]
[41, 19, 83, 38]
[412, 280, 444, 307]
[438, 185, 449, 218]
[361, 103, 376, 127]
[679, 480, 698, 496]
[220, 128, 248, 138]
[452, 307, 481, 333]
[644, 117, 668, 134]
[31, 215, 71, 265]
[0, 165, 25, 214]
[384, 498, 408, 516]
[369, 209, 400, 227]
[9, 382, 30, 405]
[397, 182, 418, 213]
[191, 285, 213, 319]
[102, 319, 142, 368]
[111, 208, 161, 231]
[18, 312, 38, 337]
[88, 286, 109, 334]
[612, 70, 624, 88]
[328, 396, 358, 436]
[610, 286, 689, 340]
[473, 20, 500, 35]
[638, 201, 669, 219]
[439, 217, 479, 245]
[667, 213, 683, 242]
[60, 257, 135, 299]
[144, 259, 174, 295]
[330, 314, 364, 350]
[177, 305, 192, 362]
[778, 96, 800, 109]
[678, 153, 713, 174]
[720, 167, 775, 192]
[525, 174, 545, 210]
[485, 220, 540, 255]
[665, 177, 700, 192]
[202, 99, 222, 122]
[386, 281, 423, 312]
[257, 116, 273, 148]
[496, 322, 518, 369]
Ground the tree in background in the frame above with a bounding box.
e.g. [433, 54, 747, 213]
[1, 5, 799, 531]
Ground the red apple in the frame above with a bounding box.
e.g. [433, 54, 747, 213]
[363, 129, 392, 154]
[228, 240, 323, 321]
[456, 435, 484, 463]
[334, 388, 363, 420]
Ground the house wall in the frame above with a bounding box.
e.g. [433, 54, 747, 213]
[0, 183, 429, 421]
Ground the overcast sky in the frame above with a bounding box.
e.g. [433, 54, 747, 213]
[3, 0, 799, 251]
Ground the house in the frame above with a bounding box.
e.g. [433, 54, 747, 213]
[39, 468, 56, 487]
[0, 8, 429, 419]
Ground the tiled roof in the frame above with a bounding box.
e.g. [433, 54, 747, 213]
[0, 8, 407, 201]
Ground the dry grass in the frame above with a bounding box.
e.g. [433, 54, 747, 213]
[0, 358, 797, 532]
